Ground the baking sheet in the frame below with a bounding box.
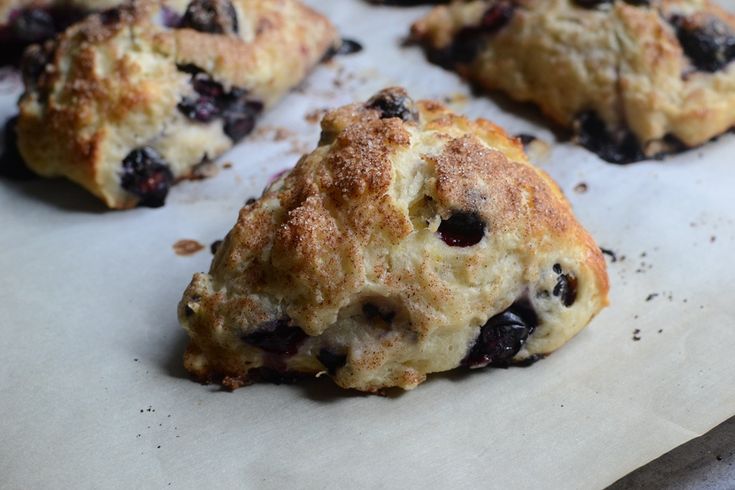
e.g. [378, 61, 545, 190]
[1, 1, 735, 488]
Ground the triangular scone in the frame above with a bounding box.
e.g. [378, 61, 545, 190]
[412, 0, 735, 163]
[179, 88, 609, 393]
[16, 0, 337, 208]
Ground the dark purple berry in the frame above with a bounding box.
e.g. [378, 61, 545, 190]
[210, 239, 223, 254]
[0, 117, 38, 180]
[11, 9, 55, 43]
[317, 349, 347, 375]
[176, 68, 262, 141]
[515, 133, 537, 147]
[120, 147, 173, 208]
[437, 212, 486, 247]
[20, 44, 50, 88]
[161, 6, 182, 28]
[552, 264, 578, 307]
[463, 299, 539, 369]
[671, 15, 735, 72]
[242, 319, 307, 356]
[428, 1, 515, 66]
[177, 95, 220, 122]
[179, 0, 238, 34]
[322, 38, 363, 61]
[479, 0, 516, 32]
[222, 96, 262, 142]
[362, 303, 396, 323]
[574, 111, 645, 164]
[366, 88, 418, 122]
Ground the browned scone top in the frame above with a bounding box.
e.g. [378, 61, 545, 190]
[16, 0, 338, 208]
[411, 0, 735, 163]
[179, 88, 609, 393]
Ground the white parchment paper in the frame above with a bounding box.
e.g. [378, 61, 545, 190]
[1, 1, 734, 488]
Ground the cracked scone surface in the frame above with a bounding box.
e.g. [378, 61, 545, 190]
[16, 0, 337, 208]
[178, 88, 610, 393]
[412, 0, 735, 163]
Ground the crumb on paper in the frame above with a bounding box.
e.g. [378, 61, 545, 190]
[222, 162, 233, 169]
[173, 239, 205, 256]
[633, 329, 641, 341]
[646, 293, 658, 302]
[574, 182, 588, 194]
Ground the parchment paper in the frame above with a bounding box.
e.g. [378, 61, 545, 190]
[1, 1, 734, 488]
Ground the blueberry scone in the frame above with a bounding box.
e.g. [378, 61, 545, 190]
[0, 0, 191, 65]
[412, 0, 735, 163]
[16, 0, 338, 208]
[178, 88, 610, 393]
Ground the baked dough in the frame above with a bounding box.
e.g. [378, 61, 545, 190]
[178, 88, 610, 393]
[0, 0, 190, 64]
[411, 0, 735, 163]
[16, 0, 338, 208]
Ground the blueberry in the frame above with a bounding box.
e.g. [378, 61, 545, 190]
[241, 319, 307, 356]
[428, 1, 515, 66]
[20, 44, 50, 88]
[574, 111, 645, 164]
[11, 9, 55, 43]
[176, 68, 262, 141]
[437, 212, 486, 247]
[222, 94, 263, 142]
[672, 15, 735, 72]
[317, 349, 347, 375]
[463, 299, 539, 369]
[362, 303, 396, 323]
[177, 95, 220, 122]
[0, 117, 38, 181]
[479, 0, 516, 32]
[322, 38, 363, 61]
[552, 264, 578, 307]
[365, 88, 418, 122]
[179, 0, 238, 34]
[120, 147, 173, 208]
[210, 239, 223, 254]
[515, 133, 537, 147]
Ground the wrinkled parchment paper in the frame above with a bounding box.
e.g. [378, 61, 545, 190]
[1, 1, 734, 488]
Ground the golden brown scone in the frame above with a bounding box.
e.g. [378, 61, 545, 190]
[16, 0, 338, 208]
[178, 88, 610, 393]
[411, 0, 735, 163]
[0, 0, 190, 65]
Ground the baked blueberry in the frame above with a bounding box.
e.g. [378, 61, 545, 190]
[574, 111, 645, 164]
[366, 88, 418, 122]
[317, 349, 347, 375]
[0, 117, 37, 181]
[11, 9, 55, 42]
[119, 147, 173, 208]
[241, 319, 308, 356]
[463, 299, 539, 368]
[672, 15, 735, 72]
[362, 302, 396, 323]
[552, 264, 578, 307]
[180, 0, 238, 34]
[437, 212, 486, 247]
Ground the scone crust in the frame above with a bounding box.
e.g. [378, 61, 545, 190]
[179, 88, 609, 393]
[412, 0, 735, 157]
[16, 0, 337, 208]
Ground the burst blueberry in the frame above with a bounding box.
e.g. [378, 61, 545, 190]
[120, 147, 173, 208]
